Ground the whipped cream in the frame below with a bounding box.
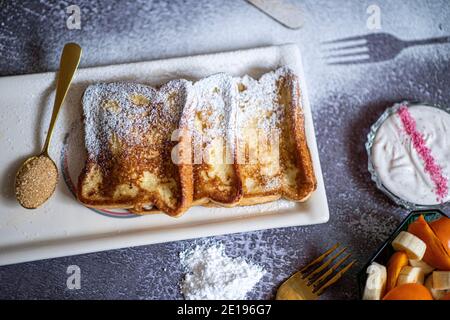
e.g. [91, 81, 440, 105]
[371, 104, 450, 205]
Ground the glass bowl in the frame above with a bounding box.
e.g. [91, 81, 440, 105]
[366, 101, 450, 210]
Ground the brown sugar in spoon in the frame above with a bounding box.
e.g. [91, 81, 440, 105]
[15, 43, 82, 209]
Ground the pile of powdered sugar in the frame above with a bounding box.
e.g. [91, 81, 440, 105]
[180, 244, 266, 300]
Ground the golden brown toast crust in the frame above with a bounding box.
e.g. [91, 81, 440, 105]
[292, 74, 317, 200]
[77, 67, 316, 216]
[279, 70, 317, 201]
[77, 81, 193, 217]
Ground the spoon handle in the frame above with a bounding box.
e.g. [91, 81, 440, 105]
[42, 43, 82, 156]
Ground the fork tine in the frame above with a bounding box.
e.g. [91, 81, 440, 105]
[310, 253, 351, 287]
[324, 43, 368, 52]
[327, 58, 372, 66]
[321, 35, 366, 44]
[299, 243, 339, 274]
[324, 52, 369, 60]
[304, 246, 347, 280]
[314, 260, 357, 296]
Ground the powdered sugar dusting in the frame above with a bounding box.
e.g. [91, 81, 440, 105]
[83, 80, 191, 159]
[235, 68, 290, 132]
[83, 67, 298, 167]
[235, 67, 294, 191]
[188, 73, 238, 163]
[180, 244, 266, 300]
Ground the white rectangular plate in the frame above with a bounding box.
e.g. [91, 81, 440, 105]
[0, 44, 329, 266]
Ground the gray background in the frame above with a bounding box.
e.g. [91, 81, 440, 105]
[0, 0, 449, 299]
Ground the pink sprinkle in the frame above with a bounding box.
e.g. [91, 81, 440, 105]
[397, 105, 448, 201]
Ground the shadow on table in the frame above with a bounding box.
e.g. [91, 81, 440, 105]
[322, 33, 450, 65]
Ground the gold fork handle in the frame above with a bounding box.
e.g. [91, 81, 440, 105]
[42, 42, 82, 155]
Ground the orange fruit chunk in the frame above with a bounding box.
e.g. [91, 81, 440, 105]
[386, 251, 409, 292]
[429, 217, 450, 256]
[407, 215, 450, 271]
[383, 283, 433, 300]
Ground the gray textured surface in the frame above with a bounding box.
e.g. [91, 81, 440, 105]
[0, 0, 449, 300]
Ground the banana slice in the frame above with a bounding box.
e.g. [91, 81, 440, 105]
[363, 262, 387, 300]
[392, 231, 426, 260]
[425, 274, 449, 300]
[409, 259, 435, 275]
[432, 271, 450, 290]
[397, 266, 425, 285]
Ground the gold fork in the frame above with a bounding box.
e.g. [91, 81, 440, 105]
[276, 243, 356, 300]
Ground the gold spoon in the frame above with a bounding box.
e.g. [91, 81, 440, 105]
[15, 43, 82, 209]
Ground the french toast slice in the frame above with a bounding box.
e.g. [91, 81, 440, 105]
[180, 74, 242, 206]
[235, 67, 316, 205]
[77, 67, 317, 216]
[77, 80, 193, 216]
[276, 68, 317, 201]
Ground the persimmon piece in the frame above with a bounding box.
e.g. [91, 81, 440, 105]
[386, 251, 409, 292]
[442, 292, 450, 300]
[383, 283, 433, 300]
[430, 217, 450, 256]
[408, 215, 450, 271]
